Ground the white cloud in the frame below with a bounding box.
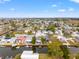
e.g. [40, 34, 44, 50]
[3, 0, 10, 1]
[9, 8, 15, 11]
[58, 9, 66, 12]
[70, 0, 79, 3]
[52, 4, 57, 7]
[0, 0, 11, 3]
[68, 8, 74, 12]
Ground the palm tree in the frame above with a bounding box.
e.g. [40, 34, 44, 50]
[31, 36, 36, 53]
[32, 36, 36, 44]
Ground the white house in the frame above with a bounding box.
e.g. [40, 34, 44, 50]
[55, 30, 63, 36]
[0, 36, 16, 45]
[71, 31, 79, 37]
[21, 51, 39, 59]
[57, 35, 68, 43]
[35, 30, 46, 37]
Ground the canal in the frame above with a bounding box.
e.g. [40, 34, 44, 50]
[0, 47, 79, 59]
[0, 47, 48, 59]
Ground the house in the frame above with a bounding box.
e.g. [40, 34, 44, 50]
[15, 34, 34, 44]
[55, 30, 63, 36]
[1, 37, 16, 45]
[36, 39, 42, 44]
[57, 35, 67, 43]
[25, 35, 34, 43]
[21, 51, 39, 59]
[47, 30, 53, 34]
[75, 36, 79, 42]
[5, 37, 16, 43]
[71, 31, 79, 37]
[25, 29, 30, 33]
[35, 30, 49, 44]
[35, 30, 46, 37]
[55, 21, 64, 27]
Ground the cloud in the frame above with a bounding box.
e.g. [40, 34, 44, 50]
[58, 9, 66, 12]
[68, 8, 74, 12]
[70, 0, 79, 3]
[9, 8, 15, 11]
[0, 0, 11, 3]
[3, 0, 10, 1]
[52, 4, 57, 7]
[58, 8, 75, 13]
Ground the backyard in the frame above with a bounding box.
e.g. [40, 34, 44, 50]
[39, 54, 52, 59]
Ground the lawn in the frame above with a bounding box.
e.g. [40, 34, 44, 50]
[39, 54, 75, 59]
[39, 54, 52, 59]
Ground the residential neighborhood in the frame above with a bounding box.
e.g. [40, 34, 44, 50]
[0, 18, 79, 59]
[0, 0, 79, 58]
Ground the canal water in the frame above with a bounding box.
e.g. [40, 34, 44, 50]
[69, 47, 79, 54]
[0, 47, 79, 59]
[0, 47, 48, 59]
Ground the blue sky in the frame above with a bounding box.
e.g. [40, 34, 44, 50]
[0, 0, 79, 18]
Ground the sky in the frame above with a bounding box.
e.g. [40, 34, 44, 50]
[0, 0, 79, 18]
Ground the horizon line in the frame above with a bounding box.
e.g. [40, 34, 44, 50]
[0, 17, 79, 18]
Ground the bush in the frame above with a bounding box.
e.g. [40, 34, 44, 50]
[14, 54, 21, 59]
[76, 53, 79, 59]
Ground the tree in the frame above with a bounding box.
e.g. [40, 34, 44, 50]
[27, 31, 33, 35]
[60, 45, 69, 59]
[33, 26, 39, 32]
[47, 39, 63, 59]
[31, 36, 36, 53]
[77, 24, 79, 27]
[40, 36, 46, 44]
[23, 23, 26, 28]
[77, 28, 79, 32]
[10, 31, 15, 37]
[76, 53, 79, 59]
[47, 25, 56, 32]
[10, 21, 16, 28]
[5, 33, 11, 39]
[32, 36, 36, 44]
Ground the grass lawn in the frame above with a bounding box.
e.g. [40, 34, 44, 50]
[39, 54, 75, 59]
[39, 54, 53, 59]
